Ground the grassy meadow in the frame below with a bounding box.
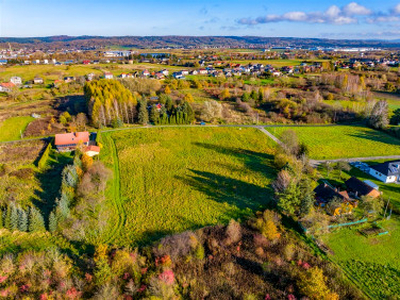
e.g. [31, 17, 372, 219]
[99, 127, 276, 245]
[0, 116, 34, 141]
[270, 125, 400, 159]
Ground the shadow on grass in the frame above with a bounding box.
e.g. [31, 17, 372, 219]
[32, 150, 73, 226]
[348, 129, 400, 146]
[53, 95, 87, 116]
[179, 169, 274, 212]
[193, 142, 276, 179]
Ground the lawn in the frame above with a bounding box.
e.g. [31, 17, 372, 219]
[0, 116, 34, 141]
[321, 217, 400, 299]
[99, 127, 276, 245]
[269, 125, 400, 159]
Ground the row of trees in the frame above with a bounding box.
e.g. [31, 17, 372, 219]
[85, 79, 137, 127]
[0, 204, 45, 233]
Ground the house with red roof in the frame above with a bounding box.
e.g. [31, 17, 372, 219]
[55, 132, 90, 151]
[0, 82, 16, 93]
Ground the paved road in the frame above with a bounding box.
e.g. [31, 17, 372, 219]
[309, 156, 400, 167]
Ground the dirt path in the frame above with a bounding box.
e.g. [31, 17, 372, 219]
[309, 156, 400, 167]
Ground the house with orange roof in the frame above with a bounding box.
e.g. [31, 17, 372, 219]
[55, 132, 90, 151]
[0, 82, 16, 93]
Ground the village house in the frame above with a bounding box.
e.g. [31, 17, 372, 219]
[10, 76, 22, 85]
[345, 177, 381, 198]
[314, 182, 356, 216]
[199, 69, 208, 75]
[104, 72, 114, 79]
[160, 69, 169, 76]
[0, 82, 15, 93]
[173, 71, 185, 79]
[368, 161, 400, 183]
[142, 70, 150, 77]
[33, 78, 44, 84]
[55, 132, 90, 152]
[64, 76, 75, 83]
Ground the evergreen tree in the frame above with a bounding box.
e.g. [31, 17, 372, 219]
[277, 182, 301, 215]
[28, 207, 45, 232]
[6, 204, 18, 231]
[18, 208, 28, 232]
[56, 196, 70, 221]
[138, 99, 149, 125]
[62, 165, 79, 188]
[150, 104, 160, 124]
[49, 211, 57, 232]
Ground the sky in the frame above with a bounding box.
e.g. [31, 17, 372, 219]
[1, 0, 400, 39]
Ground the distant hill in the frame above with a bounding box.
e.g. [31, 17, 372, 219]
[1, 35, 400, 50]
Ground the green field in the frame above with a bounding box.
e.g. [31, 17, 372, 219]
[0, 64, 104, 82]
[270, 125, 400, 159]
[99, 127, 276, 245]
[322, 217, 400, 299]
[0, 116, 34, 141]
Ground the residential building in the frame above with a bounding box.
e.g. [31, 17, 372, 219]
[55, 132, 90, 152]
[345, 177, 381, 198]
[34, 78, 44, 84]
[104, 72, 114, 79]
[369, 161, 400, 183]
[0, 82, 16, 92]
[10, 76, 22, 85]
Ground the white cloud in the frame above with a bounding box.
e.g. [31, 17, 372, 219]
[342, 2, 371, 16]
[392, 4, 400, 14]
[238, 4, 361, 25]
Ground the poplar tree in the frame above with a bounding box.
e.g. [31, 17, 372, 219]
[138, 99, 149, 125]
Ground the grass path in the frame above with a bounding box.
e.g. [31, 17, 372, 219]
[101, 134, 126, 245]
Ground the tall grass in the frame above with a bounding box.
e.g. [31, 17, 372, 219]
[101, 127, 277, 245]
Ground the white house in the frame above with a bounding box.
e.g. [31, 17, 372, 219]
[369, 161, 400, 183]
[104, 72, 114, 79]
[33, 78, 44, 84]
[10, 76, 22, 85]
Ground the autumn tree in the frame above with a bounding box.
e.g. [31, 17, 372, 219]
[367, 100, 389, 129]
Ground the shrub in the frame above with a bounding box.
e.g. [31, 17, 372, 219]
[225, 219, 242, 245]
